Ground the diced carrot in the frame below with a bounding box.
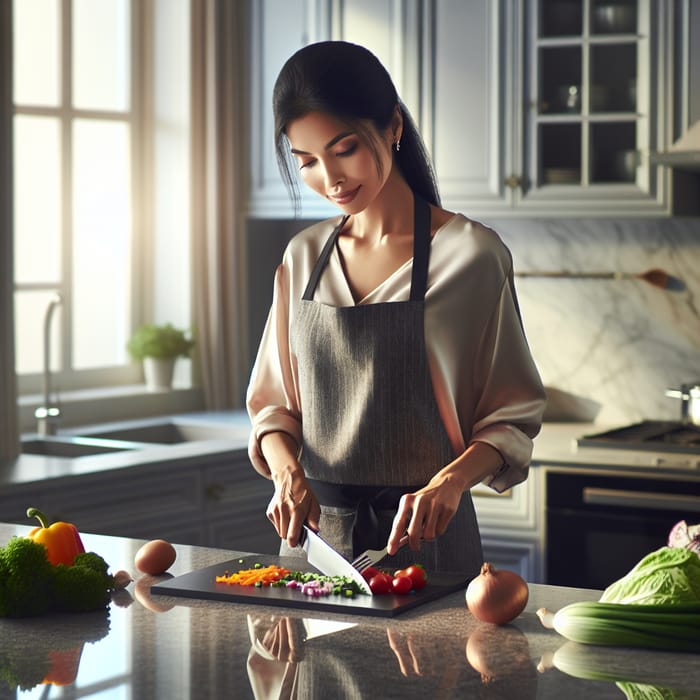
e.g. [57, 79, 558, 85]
[215, 564, 291, 587]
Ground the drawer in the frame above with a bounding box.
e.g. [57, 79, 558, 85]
[38, 469, 204, 527]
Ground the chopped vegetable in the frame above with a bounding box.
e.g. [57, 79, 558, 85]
[216, 565, 367, 597]
[216, 564, 291, 587]
[26, 507, 85, 567]
[536, 601, 700, 653]
[599, 546, 700, 605]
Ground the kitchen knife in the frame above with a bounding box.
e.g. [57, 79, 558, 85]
[300, 525, 372, 596]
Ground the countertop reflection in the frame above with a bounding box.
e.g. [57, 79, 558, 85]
[1, 523, 698, 699]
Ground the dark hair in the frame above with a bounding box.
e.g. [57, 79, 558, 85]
[272, 41, 440, 214]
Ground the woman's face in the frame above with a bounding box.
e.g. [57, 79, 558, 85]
[286, 111, 395, 214]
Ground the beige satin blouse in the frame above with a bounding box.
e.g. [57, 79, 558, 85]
[246, 213, 546, 493]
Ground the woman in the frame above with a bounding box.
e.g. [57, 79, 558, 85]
[246, 41, 545, 576]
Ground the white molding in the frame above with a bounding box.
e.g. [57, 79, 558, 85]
[480, 538, 541, 581]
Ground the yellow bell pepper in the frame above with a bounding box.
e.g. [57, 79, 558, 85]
[26, 507, 85, 566]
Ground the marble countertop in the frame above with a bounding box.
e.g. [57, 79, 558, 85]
[1, 412, 253, 487]
[4, 412, 700, 491]
[1, 523, 698, 699]
[532, 422, 700, 478]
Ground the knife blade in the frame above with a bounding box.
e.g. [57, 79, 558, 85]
[300, 526, 372, 596]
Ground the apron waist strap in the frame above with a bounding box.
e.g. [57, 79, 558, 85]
[307, 479, 421, 555]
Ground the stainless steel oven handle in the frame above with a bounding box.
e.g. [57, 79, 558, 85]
[582, 487, 700, 512]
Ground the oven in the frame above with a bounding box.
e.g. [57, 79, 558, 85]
[546, 466, 700, 590]
[546, 420, 700, 589]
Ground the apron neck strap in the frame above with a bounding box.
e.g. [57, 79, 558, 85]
[302, 215, 349, 301]
[301, 195, 432, 302]
[409, 195, 431, 302]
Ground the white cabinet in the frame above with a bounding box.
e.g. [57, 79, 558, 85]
[248, 0, 689, 218]
[471, 468, 544, 583]
[247, 0, 424, 219]
[429, 0, 677, 217]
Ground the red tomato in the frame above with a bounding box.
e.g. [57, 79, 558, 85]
[369, 572, 393, 595]
[391, 574, 413, 595]
[404, 565, 427, 590]
[361, 566, 381, 582]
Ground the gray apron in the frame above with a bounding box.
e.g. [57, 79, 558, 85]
[286, 195, 482, 576]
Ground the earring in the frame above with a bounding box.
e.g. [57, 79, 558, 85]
[394, 139, 401, 152]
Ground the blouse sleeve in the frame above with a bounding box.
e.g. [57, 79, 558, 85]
[246, 261, 303, 477]
[469, 267, 546, 493]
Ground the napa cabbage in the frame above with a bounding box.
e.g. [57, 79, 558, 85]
[599, 546, 700, 605]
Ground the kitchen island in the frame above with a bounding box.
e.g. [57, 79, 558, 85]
[1, 523, 698, 699]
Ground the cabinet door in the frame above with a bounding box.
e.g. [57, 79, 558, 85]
[480, 538, 538, 581]
[38, 467, 205, 544]
[430, 0, 673, 217]
[471, 471, 544, 582]
[247, 0, 422, 219]
[202, 458, 279, 553]
[429, 0, 511, 213]
[516, 0, 670, 214]
[248, 0, 314, 219]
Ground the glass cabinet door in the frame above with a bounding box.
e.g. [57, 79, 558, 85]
[532, 0, 644, 190]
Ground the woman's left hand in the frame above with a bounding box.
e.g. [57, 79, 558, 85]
[386, 473, 464, 554]
[386, 442, 504, 554]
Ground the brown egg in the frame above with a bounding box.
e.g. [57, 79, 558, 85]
[134, 539, 177, 575]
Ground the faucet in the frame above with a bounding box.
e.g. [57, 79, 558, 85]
[35, 293, 62, 436]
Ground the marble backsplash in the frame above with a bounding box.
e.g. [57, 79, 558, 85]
[487, 217, 700, 425]
[246, 216, 700, 426]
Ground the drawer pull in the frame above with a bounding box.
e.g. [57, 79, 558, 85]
[582, 487, 700, 512]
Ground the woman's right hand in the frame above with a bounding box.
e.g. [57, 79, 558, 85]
[267, 466, 320, 547]
[261, 431, 320, 547]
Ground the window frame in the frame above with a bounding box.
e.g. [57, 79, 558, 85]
[13, 0, 152, 397]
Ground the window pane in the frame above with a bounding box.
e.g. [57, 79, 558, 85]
[73, 0, 130, 111]
[12, 0, 61, 106]
[13, 115, 62, 283]
[15, 291, 63, 375]
[72, 119, 131, 369]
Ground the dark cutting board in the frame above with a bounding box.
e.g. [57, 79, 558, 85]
[152, 554, 468, 617]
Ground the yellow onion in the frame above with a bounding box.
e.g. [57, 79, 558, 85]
[465, 562, 529, 624]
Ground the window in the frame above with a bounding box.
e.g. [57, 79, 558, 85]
[13, 0, 192, 400]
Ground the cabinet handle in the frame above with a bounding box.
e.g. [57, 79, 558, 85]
[504, 175, 523, 189]
[205, 482, 225, 501]
[582, 487, 700, 513]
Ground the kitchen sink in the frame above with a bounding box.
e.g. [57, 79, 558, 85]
[79, 419, 239, 445]
[21, 438, 136, 458]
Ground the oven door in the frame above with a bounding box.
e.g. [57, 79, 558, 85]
[546, 470, 700, 590]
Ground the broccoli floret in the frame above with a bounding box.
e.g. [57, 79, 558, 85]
[0, 537, 53, 617]
[52, 563, 111, 613]
[73, 551, 110, 577]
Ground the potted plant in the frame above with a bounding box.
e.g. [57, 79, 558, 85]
[127, 323, 195, 392]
